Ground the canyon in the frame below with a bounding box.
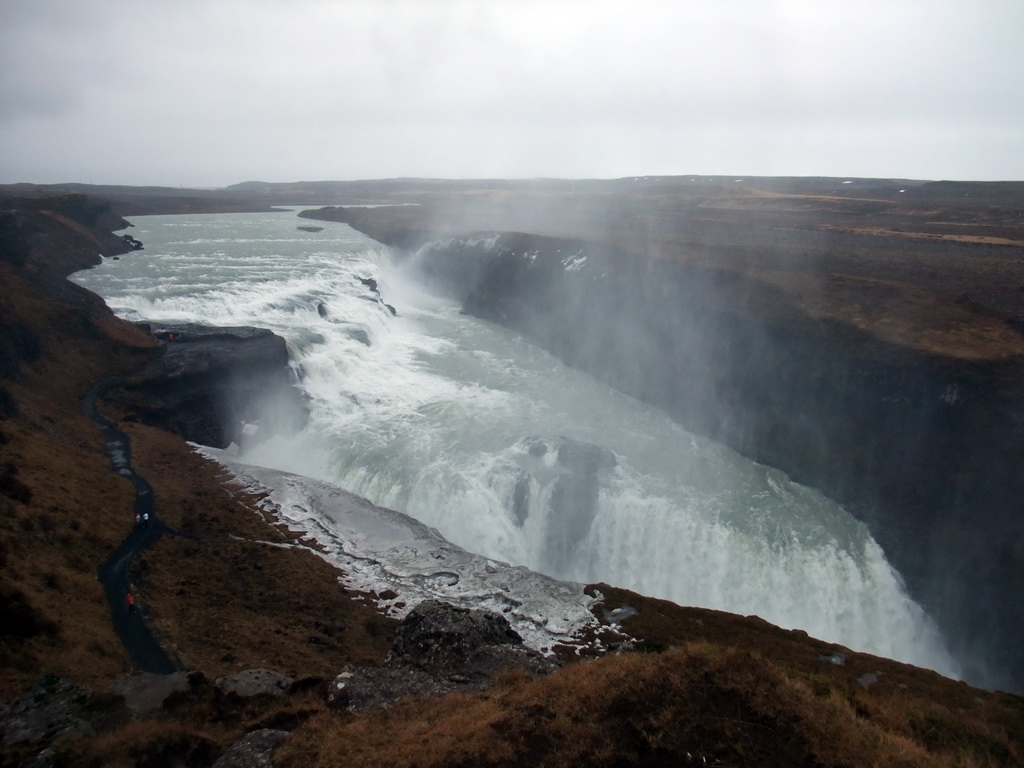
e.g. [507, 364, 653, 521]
[300, 177, 1024, 692]
[3, 180, 1024, 766]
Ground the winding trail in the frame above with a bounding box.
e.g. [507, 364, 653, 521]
[83, 379, 183, 674]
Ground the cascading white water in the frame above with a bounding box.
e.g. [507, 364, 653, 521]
[71, 210, 961, 677]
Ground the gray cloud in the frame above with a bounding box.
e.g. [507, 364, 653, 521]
[1, 0, 1022, 184]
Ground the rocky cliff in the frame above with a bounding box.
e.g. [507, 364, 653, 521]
[312, 192, 1024, 695]
[119, 323, 308, 449]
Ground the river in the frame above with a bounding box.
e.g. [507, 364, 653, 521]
[70, 209, 960, 676]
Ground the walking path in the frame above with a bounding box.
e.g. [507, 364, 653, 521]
[83, 379, 183, 674]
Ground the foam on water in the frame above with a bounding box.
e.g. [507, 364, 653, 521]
[72, 211, 962, 679]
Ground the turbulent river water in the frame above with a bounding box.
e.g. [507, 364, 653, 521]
[72, 210, 960, 676]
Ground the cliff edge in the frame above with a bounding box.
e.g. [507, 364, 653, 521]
[304, 181, 1024, 693]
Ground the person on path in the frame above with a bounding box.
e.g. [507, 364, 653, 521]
[126, 592, 136, 614]
[141, 512, 149, 527]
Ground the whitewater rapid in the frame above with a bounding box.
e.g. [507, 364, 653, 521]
[71, 210, 961, 677]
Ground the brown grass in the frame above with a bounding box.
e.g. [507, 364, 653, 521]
[54, 718, 221, 768]
[0, 268, 154, 698]
[276, 644, 1022, 768]
[113, 420, 399, 679]
[1, 254, 397, 701]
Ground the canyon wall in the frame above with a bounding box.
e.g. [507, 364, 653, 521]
[400, 230, 1024, 693]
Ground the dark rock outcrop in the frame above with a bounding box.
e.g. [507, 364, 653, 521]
[107, 672, 191, 717]
[390, 599, 523, 666]
[516, 437, 617, 570]
[215, 669, 293, 698]
[120, 233, 144, 250]
[120, 323, 308, 448]
[328, 600, 557, 710]
[547, 439, 616, 566]
[0, 675, 94, 749]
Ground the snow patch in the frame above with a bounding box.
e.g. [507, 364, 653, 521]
[561, 249, 587, 272]
[196, 446, 601, 652]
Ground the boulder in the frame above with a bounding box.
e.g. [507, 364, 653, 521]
[328, 600, 557, 710]
[215, 669, 293, 698]
[107, 671, 191, 717]
[390, 599, 523, 669]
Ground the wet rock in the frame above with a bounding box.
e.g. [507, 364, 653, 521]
[120, 233, 144, 250]
[546, 438, 617, 568]
[358, 276, 379, 295]
[328, 600, 557, 710]
[348, 328, 371, 346]
[511, 471, 531, 526]
[391, 599, 522, 668]
[122, 323, 308, 448]
[527, 440, 548, 457]
[515, 436, 618, 565]
[556, 438, 617, 474]
[107, 671, 191, 717]
[212, 728, 289, 768]
[357, 275, 398, 316]
[216, 668, 294, 698]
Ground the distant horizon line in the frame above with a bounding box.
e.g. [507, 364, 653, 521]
[10, 174, 1024, 190]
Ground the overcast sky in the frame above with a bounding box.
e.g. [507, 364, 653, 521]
[1, 0, 1022, 186]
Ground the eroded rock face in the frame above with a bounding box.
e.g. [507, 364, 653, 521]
[400, 231, 1024, 693]
[120, 323, 308, 448]
[328, 600, 557, 710]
